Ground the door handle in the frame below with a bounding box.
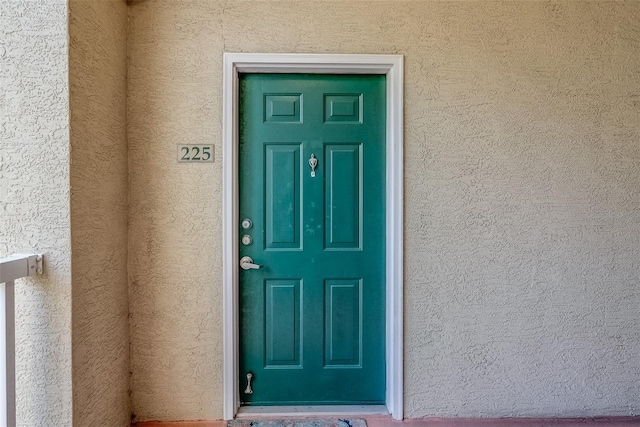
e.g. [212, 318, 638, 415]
[240, 256, 262, 270]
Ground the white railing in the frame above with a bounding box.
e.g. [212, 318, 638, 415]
[0, 254, 43, 427]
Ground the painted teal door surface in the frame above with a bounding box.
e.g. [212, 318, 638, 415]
[239, 74, 385, 405]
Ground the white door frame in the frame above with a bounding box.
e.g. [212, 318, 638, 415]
[222, 53, 404, 420]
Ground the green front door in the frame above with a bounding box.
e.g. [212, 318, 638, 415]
[238, 74, 385, 405]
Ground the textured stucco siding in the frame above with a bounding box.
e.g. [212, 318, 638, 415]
[127, 0, 640, 422]
[0, 0, 73, 425]
[127, 0, 224, 418]
[69, 0, 131, 426]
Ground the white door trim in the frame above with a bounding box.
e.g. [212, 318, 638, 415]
[222, 53, 404, 420]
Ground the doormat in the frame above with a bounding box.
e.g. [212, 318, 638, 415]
[228, 419, 367, 427]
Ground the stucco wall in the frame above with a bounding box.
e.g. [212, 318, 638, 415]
[69, 0, 131, 426]
[0, 0, 73, 425]
[127, 0, 640, 421]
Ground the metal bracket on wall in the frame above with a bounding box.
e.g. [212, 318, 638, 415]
[0, 254, 43, 283]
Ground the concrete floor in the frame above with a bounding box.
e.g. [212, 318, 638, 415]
[134, 416, 640, 427]
[365, 416, 640, 427]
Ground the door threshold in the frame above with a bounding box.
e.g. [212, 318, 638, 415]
[236, 405, 389, 419]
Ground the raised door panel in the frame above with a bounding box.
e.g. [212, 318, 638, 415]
[324, 279, 362, 367]
[264, 94, 302, 123]
[324, 94, 362, 123]
[265, 279, 302, 368]
[324, 144, 362, 250]
[264, 144, 302, 250]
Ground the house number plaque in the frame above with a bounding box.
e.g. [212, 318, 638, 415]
[178, 144, 214, 163]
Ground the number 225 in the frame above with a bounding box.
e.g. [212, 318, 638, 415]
[180, 145, 212, 161]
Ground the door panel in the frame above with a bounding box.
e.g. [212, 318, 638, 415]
[239, 74, 385, 405]
[265, 94, 302, 123]
[265, 279, 302, 367]
[324, 279, 362, 367]
[325, 144, 362, 249]
[264, 144, 302, 250]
